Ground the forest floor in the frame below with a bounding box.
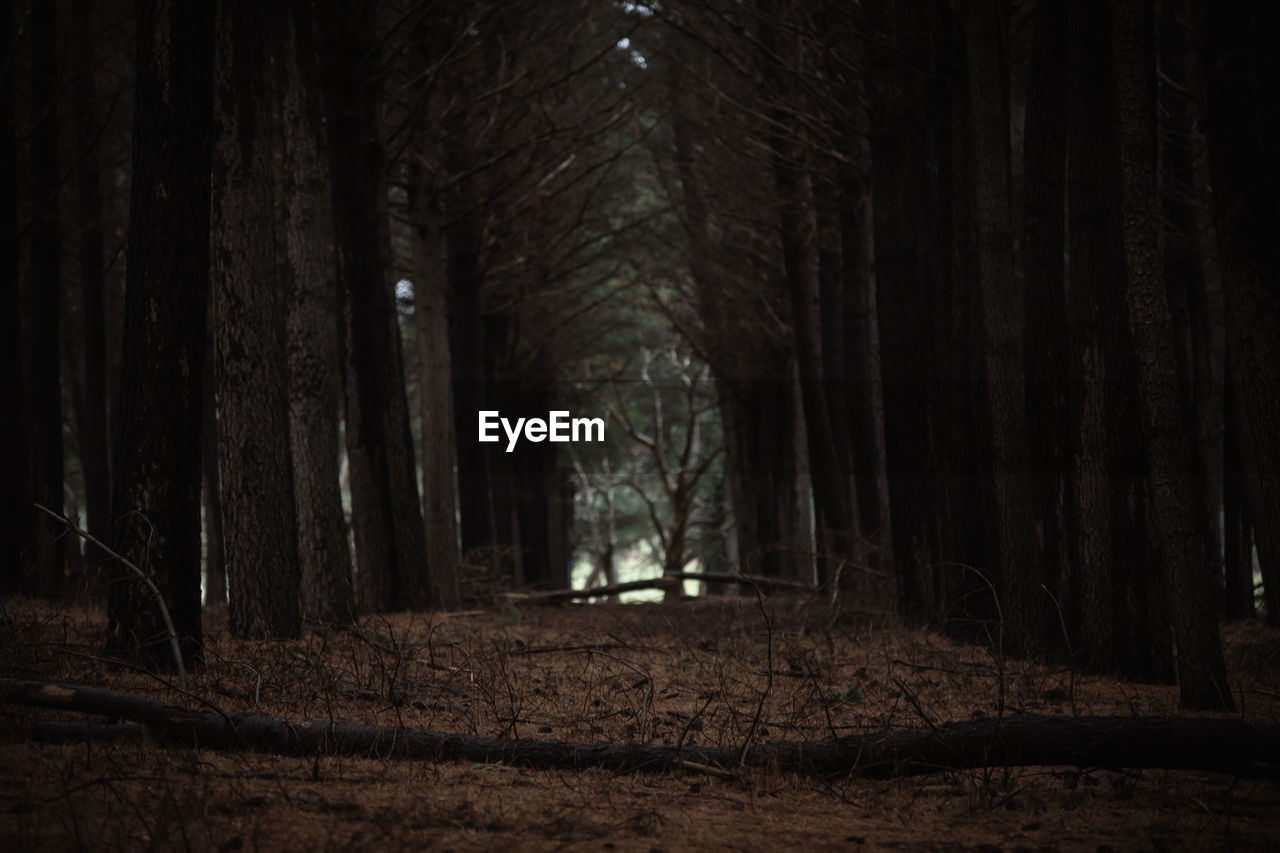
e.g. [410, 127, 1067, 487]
[1, 591, 1278, 852]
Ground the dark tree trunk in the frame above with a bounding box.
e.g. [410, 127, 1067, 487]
[1222, 353, 1255, 621]
[0, 0, 26, 593]
[107, 0, 215, 670]
[876, 128, 939, 619]
[1159, 0, 1218, 581]
[817, 191, 853, 542]
[839, 67, 891, 553]
[718, 379, 804, 581]
[376, 167, 430, 607]
[73, 0, 112, 568]
[320, 2, 428, 612]
[446, 212, 491, 559]
[212, 0, 301, 639]
[1021, 0, 1070, 645]
[779, 165, 857, 586]
[1066, 0, 1170, 681]
[1112, 0, 1231, 709]
[27, 0, 64, 594]
[1203, 0, 1280, 627]
[758, 7, 857, 586]
[281, 3, 355, 625]
[200, 321, 226, 609]
[876, 69, 977, 627]
[963, 0, 1041, 650]
[409, 173, 462, 611]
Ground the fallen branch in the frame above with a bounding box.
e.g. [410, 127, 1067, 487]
[4, 679, 1278, 778]
[519, 572, 817, 604]
[34, 503, 187, 693]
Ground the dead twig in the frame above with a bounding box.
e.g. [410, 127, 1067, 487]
[34, 502, 187, 697]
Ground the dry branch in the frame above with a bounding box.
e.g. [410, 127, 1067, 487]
[4, 679, 1278, 778]
[519, 572, 816, 604]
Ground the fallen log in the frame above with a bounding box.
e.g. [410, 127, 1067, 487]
[3, 679, 1278, 778]
[519, 572, 817, 604]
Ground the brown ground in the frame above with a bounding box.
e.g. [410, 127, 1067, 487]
[2, 593, 1278, 851]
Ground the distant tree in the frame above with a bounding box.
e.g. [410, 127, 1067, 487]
[71, 0, 113, 569]
[1021, 0, 1070, 652]
[963, 0, 1042, 651]
[107, 0, 215, 669]
[319, 0, 428, 611]
[211, 0, 302, 639]
[759, 3, 859, 588]
[201, 317, 226, 608]
[608, 347, 723, 587]
[871, 3, 984, 625]
[661, 9, 810, 583]
[407, 176, 461, 611]
[1204, 0, 1280, 626]
[0, 0, 26, 593]
[27, 0, 64, 594]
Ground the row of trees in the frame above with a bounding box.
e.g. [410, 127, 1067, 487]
[4, 0, 659, 648]
[638, 0, 1277, 709]
[4, 0, 1276, 711]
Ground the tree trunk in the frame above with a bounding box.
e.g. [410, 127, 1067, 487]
[757, 6, 857, 586]
[72, 0, 112, 569]
[1021, 0, 1070, 648]
[1203, 0, 1280, 627]
[320, 2, 428, 612]
[1112, 0, 1231, 709]
[212, 0, 302, 640]
[0, 0, 26, 593]
[840, 109, 891, 556]
[281, 4, 355, 624]
[201, 318, 226, 608]
[1159, 0, 1218, 585]
[963, 0, 1042, 651]
[1222, 354, 1255, 621]
[444, 197, 492, 561]
[410, 175, 462, 611]
[718, 380, 804, 582]
[778, 164, 856, 586]
[27, 0, 64, 595]
[1066, 0, 1170, 682]
[107, 0, 215, 670]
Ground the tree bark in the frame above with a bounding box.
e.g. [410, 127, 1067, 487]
[27, 0, 64, 594]
[6, 680, 1278, 779]
[1222, 354, 1255, 621]
[320, 1, 428, 612]
[1112, 0, 1231, 709]
[757, 5, 857, 586]
[281, 2, 355, 624]
[410, 174, 462, 611]
[1066, 0, 1171, 682]
[72, 0, 112, 568]
[963, 0, 1042, 650]
[212, 0, 302, 639]
[107, 0, 215, 670]
[0, 0, 26, 593]
[1203, 0, 1280, 627]
[840, 103, 891, 555]
[201, 317, 226, 608]
[1159, 0, 1218, 576]
[1021, 0, 1070, 648]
